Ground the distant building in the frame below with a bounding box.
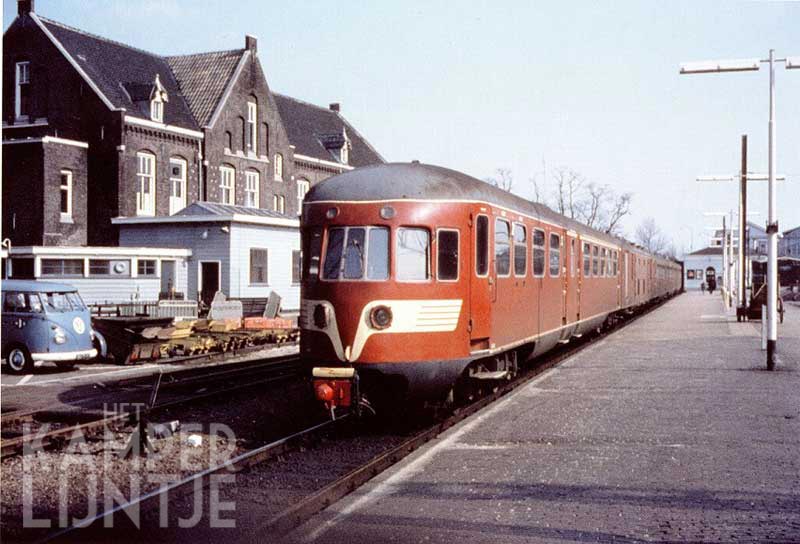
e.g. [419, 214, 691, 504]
[2, 0, 383, 309]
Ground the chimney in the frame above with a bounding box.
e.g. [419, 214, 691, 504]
[18, 0, 34, 15]
[329, 103, 340, 113]
[245, 34, 257, 52]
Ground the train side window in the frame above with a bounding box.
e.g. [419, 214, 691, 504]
[549, 233, 561, 277]
[475, 215, 489, 277]
[513, 223, 527, 276]
[613, 251, 618, 276]
[323, 228, 345, 279]
[600, 248, 607, 276]
[397, 227, 430, 281]
[592, 246, 599, 276]
[437, 229, 459, 281]
[533, 229, 545, 277]
[583, 242, 591, 276]
[494, 218, 511, 277]
[303, 227, 323, 280]
[570, 239, 576, 277]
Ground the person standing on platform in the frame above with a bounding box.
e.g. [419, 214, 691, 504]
[701, 281, 706, 294]
[708, 277, 716, 295]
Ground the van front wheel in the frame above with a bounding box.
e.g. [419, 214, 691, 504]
[6, 346, 33, 375]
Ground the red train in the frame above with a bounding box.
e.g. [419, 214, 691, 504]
[300, 163, 682, 413]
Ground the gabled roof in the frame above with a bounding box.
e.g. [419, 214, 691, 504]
[273, 93, 384, 168]
[688, 247, 724, 256]
[37, 16, 198, 130]
[166, 50, 247, 127]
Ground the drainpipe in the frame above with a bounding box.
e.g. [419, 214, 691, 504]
[197, 139, 204, 201]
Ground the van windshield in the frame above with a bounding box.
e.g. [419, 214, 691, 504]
[43, 291, 81, 313]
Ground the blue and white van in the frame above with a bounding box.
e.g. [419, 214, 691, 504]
[1, 280, 97, 374]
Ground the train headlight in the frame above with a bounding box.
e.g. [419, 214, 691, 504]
[369, 305, 393, 330]
[313, 304, 328, 329]
[53, 326, 67, 345]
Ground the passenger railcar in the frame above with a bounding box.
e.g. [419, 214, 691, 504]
[300, 163, 682, 412]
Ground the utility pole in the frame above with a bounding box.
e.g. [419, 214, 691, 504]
[739, 136, 747, 313]
[722, 215, 728, 307]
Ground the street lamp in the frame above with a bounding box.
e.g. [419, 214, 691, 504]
[681, 50, 798, 370]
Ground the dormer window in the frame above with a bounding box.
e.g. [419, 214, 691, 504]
[150, 74, 168, 123]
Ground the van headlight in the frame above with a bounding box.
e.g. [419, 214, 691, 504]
[53, 326, 67, 344]
[369, 305, 393, 330]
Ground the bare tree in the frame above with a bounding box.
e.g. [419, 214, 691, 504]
[635, 217, 670, 254]
[485, 168, 514, 192]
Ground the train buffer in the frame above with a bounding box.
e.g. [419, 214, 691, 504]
[290, 292, 800, 543]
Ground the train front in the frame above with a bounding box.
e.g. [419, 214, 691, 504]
[299, 163, 472, 416]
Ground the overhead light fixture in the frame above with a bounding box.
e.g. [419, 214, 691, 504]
[680, 58, 760, 74]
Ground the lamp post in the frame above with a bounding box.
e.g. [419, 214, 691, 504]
[681, 51, 799, 370]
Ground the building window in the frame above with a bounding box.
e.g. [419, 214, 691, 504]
[245, 170, 260, 208]
[292, 250, 301, 284]
[15, 61, 30, 120]
[274, 153, 283, 181]
[41, 259, 83, 277]
[296, 179, 310, 216]
[272, 194, 285, 214]
[341, 144, 349, 165]
[219, 165, 235, 205]
[239, 117, 246, 150]
[533, 229, 545, 277]
[136, 152, 156, 216]
[246, 100, 257, 152]
[250, 248, 268, 284]
[169, 157, 187, 215]
[59, 170, 72, 220]
[549, 233, 561, 277]
[224, 131, 232, 151]
[151, 98, 163, 122]
[137, 259, 157, 276]
[263, 123, 269, 156]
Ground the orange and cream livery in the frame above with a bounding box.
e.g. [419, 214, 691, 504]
[300, 163, 682, 413]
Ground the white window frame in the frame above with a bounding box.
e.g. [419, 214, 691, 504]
[246, 101, 257, 152]
[219, 165, 235, 205]
[245, 170, 260, 208]
[512, 222, 527, 277]
[15, 62, 30, 120]
[340, 144, 349, 164]
[168, 157, 187, 215]
[249, 248, 269, 285]
[296, 179, 310, 216]
[136, 152, 156, 216]
[532, 228, 546, 278]
[151, 97, 164, 122]
[274, 153, 283, 181]
[549, 232, 561, 278]
[59, 169, 72, 220]
[272, 194, 285, 214]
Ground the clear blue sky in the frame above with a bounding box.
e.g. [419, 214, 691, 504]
[5, 0, 799, 254]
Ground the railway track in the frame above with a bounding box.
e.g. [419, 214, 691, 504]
[0, 354, 302, 459]
[43, 294, 675, 542]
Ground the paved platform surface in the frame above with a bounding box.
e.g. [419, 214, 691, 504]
[290, 293, 800, 543]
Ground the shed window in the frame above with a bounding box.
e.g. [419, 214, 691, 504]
[397, 227, 430, 281]
[138, 259, 157, 276]
[41, 259, 83, 277]
[475, 215, 489, 276]
[437, 229, 459, 281]
[583, 242, 591, 276]
[592, 246, 599, 276]
[494, 219, 510, 277]
[513, 223, 527, 276]
[250, 248, 268, 284]
[549, 233, 561, 277]
[533, 229, 546, 277]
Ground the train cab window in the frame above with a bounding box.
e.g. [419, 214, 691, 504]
[600, 248, 607, 276]
[592, 246, 599, 276]
[494, 219, 511, 277]
[475, 215, 489, 276]
[532, 229, 545, 277]
[303, 228, 323, 280]
[513, 223, 527, 276]
[437, 229, 459, 281]
[583, 242, 591, 276]
[549, 233, 561, 277]
[322, 226, 389, 281]
[397, 227, 430, 281]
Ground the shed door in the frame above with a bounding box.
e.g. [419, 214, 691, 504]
[469, 214, 492, 345]
[200, 262, 220, 306]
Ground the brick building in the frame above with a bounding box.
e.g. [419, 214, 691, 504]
[2, 0, 383, 248]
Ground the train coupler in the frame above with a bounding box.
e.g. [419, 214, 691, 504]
[312, 367, 361, 419]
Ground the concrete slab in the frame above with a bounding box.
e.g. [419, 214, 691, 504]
[291, 293, 800, 543]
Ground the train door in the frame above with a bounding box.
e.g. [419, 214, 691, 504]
[491, 215, 517, 348]
[469, 213, 492, 349]
[564, 233, 579, 325]
[624, 252, 629, 306]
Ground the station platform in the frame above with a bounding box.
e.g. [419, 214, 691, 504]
[292, 292, 800, 543]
